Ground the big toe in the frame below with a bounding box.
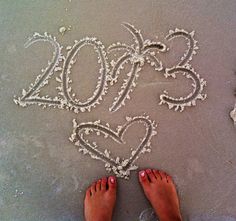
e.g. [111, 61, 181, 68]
[139, 170, 151, 188]
[108, 176, 117, 193]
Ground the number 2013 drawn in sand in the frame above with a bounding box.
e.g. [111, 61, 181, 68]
[13, 22, 207, 113]
[13, 23, 207, 178]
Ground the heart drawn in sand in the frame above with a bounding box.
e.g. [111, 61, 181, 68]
[69, 115, 157, 179]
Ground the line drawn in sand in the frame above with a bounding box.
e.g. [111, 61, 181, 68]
[107, 23, 166, 112]
[13, 33, 110, 113]
[13, 32, 64, 109]
[159, 29, 207, 112]
[12, 25, 208, 178]
[14, 23, 207, 113]
[69, 115, 157, 179]
[57, 37, 110, 113]
[108, 24, 207, 112]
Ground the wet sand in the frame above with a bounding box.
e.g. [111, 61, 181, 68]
[0, 1, 236, 220]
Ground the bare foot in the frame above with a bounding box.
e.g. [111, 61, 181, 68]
[139, 169, 182, 221]
[84, 176, 117, 221]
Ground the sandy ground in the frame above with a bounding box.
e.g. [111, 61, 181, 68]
[0, 0, 236, 221]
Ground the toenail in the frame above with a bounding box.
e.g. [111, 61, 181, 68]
[140, 171, 145, 177]
[110, 177, 115, 184]
[146, 169, 151, 173]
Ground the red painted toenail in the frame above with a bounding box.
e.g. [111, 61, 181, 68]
[140, 171, 145, 177]
[146, 169, 151, 173]
[110, 177, 115, 184]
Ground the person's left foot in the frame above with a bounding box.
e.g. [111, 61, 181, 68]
[84, 176, 117, 221]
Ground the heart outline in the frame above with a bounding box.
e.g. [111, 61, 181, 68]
[69, 115, 157, 179]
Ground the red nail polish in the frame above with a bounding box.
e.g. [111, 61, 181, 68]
[140, 171, 145, 177]
[110, 177, 115, 184]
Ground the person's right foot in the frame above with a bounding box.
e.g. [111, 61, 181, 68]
[139, 169, 182, 221]
[84, 176, 117, 221]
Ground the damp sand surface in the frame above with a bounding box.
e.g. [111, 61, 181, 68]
[0, 1, 236, 221]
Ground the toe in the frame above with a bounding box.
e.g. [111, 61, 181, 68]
[165, 173, 173, 184]
[139, 170, 150, 186]
[91, 182, 96, 195]
[153, 169, 162, 180]
[108, 176, 116, 192]
[159, 170, 168, 183]
[86, 188, 91, 198]
[146, 169, 156, 182]
[96, 179, 101, 191]
[101, 177, 107, 191]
